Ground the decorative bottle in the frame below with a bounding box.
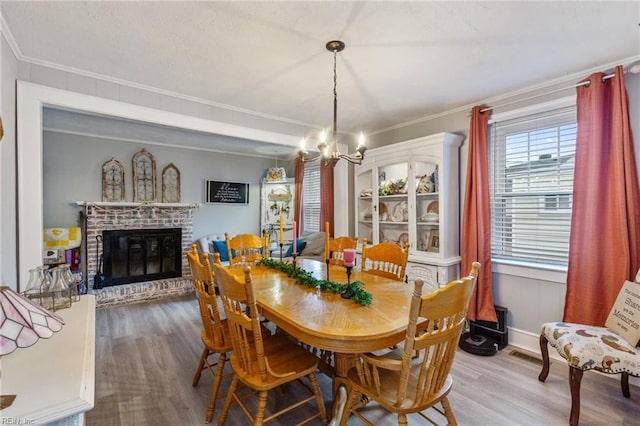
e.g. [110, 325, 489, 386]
[49, 266, 72, 310]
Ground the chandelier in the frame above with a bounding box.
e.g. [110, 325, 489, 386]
[298, 40, 367, 166]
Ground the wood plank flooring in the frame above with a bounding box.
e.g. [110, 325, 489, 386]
[87, 294, 640, 425]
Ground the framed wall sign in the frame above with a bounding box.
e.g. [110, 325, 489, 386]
[205, 180, 249, 204]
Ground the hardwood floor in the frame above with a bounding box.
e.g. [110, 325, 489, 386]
[87, 295, 640, 425]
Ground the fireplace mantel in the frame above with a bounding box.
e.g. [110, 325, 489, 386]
[76, 201, 200, 209]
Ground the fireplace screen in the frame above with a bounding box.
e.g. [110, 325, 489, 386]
[102, 228, 182, 287]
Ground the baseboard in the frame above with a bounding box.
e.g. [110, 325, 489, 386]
[505, 326, 565, 362]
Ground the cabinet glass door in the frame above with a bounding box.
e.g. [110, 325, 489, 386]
[414, 161, 439, 255]
[378, 162, 409, 247]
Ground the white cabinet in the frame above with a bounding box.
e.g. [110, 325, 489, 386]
[355, 132, 464, 287]
[260, 178, 295, 245]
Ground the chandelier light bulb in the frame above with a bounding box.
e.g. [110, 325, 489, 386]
[358, 132, 366, 148]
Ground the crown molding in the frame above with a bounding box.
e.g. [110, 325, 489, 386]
[371, 54, 640, 136]
[0, 11, 22, 60]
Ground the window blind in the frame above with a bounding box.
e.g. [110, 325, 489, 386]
[489, 105, 576, 265]
[303, 162, 321, 232]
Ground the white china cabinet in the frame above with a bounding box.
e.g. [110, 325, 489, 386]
[355, 132, 464, 289]
[260, 178, 296, 247]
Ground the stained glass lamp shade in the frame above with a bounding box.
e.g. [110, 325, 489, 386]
[0, 286, 65, 356]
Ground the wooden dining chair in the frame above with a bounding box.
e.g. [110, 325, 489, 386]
[325, 235, 359, 266]
[361, 239, 409, 281]
[340, 262, 480, 426]
[213, 263, 328, 426]
[186, 244, 233, 423]
[224, 231, 268, 266]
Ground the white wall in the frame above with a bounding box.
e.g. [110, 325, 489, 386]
[1, 30, 18, 287]
[42, 131, 275, 239]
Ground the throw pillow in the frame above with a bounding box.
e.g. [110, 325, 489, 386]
[605, 280, 640, 346]
[301, 232, 326, 256]
[285, 238, 306, 257]
[211, 240, 229, 262]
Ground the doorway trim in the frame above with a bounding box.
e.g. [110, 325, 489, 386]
[16, 81, 301, 288]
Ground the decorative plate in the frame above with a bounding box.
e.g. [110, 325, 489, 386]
[416, 174, 434, 193]
[427, 200, 439, 214]
[266, 167, 287, 182]
[392, 201, 408, 222]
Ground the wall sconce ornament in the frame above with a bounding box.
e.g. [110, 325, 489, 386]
[102, 158, 125, 202]
[162, 163, 181, 203]
[132, 148, 157, 202]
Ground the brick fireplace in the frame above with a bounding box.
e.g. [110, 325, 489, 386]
[79, 202, 199, 307]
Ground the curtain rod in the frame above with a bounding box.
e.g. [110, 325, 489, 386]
[479, 70, 617, 114]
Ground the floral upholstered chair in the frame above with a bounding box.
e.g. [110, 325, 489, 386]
[539, 275, 640, 426]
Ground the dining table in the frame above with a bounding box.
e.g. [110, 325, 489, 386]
[223, 258, 420, 379]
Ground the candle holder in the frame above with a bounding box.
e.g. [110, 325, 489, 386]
[325, 251, 332, 281]
[279, 242, 284, 262]
[341, 265, 354, 299]
[292, 253, 297, 269]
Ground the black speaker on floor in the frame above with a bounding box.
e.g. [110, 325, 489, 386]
[459, 305, 508, 356]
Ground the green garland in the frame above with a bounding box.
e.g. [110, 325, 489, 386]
[256, 258, 373, 306]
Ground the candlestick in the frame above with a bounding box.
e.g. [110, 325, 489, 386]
[292, 221, 297, 254]
[279, 242, 283, 262]
[341, 265, 354, 299]
[279, 214, 284, 244]
[324, 221, 330, 257]
[325, 251, 331, 281]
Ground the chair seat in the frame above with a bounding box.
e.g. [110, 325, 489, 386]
[201, 319, 233, 353]
[541, 322, 640, 375]
[230, 334, 319, 390]
[346, 348, 453, 413]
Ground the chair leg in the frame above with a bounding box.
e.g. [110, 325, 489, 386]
[254, 390, 269, 426]
[398, 413, 408, 426]
[309, 372, 328, 424]
[217, 374, 238, 426]
[569, 366, 584, 426]
[193, 347, 209, 387]
[621, 372, 631, 398]
[205, 352, 227, 423]
[538, 333, 550, 382]
[441, 396, 458, 426]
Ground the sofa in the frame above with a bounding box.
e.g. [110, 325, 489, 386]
[193, 231, 326, 265]
[282, 231, 326, 262]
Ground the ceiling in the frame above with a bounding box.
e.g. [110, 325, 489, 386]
[3, 1, 639, 156]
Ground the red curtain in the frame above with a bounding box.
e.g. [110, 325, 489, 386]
[320, 162, 334, 234]
[563, 66, 640, 325]
[294, 158, 304, 234]
[462, 106, 497, 322]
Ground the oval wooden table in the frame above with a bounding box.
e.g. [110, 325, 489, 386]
[224, 258, 417, 378]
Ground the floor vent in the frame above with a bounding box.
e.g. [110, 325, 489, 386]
[509, 349, 544, 365]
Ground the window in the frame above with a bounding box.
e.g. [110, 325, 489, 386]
[489, 103, 576, 266]
[302, 162, 321, 232]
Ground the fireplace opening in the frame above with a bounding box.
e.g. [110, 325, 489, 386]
[102, 228, 182, 287]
